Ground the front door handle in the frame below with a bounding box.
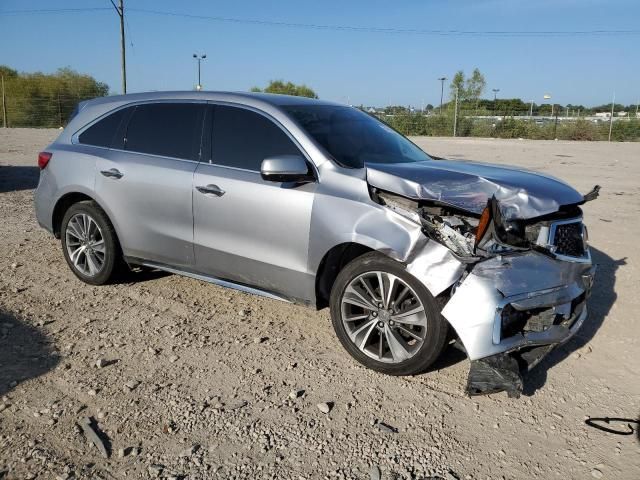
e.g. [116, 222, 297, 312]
[100, 168, 123, 179]
[196, 184, 225, 197]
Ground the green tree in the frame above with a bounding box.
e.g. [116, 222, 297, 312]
[449, 69, 486, 105]
[0, 66, 18, 79]
[251, 80, 318, 98]
[449, 71, 466, 101]
[466, 68, 486, 107]
[1, 65, 108, 127]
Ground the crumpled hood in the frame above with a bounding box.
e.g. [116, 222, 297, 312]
[366, 159, 585, 220]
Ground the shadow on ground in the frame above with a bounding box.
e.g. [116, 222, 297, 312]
[0, 166, 39, 194]
[112, 267, 172, 285]
[0, 308, 60, 397]
[523, 246, 624, 395]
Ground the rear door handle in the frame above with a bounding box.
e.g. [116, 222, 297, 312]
[100, 168, 124, 179]
[196, 184, 225, 197]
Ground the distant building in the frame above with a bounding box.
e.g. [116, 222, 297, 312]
[594, 112, 611, 118]
[616, 111, 628, 117]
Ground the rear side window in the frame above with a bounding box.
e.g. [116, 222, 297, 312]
[125, 103, 205, 160]
[211, 105, 300, 171]
[78, 108, 129, 148]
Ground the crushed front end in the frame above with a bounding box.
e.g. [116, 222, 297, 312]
[373, 186, 598, 398]
[443, 249, 595, 398]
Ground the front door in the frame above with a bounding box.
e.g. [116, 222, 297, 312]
[193, 104, 316, 301]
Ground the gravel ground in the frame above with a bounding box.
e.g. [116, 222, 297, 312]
[0, 128, 639, 479]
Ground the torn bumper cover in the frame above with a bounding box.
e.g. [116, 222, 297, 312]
[441, 251, 596, 398]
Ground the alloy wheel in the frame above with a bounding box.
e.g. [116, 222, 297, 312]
[340, 271, 428, 363]
[65, 213, 106, 277]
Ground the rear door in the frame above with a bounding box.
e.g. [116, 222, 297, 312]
[94, 101, 205, 268]
[192, 104, 317, 301]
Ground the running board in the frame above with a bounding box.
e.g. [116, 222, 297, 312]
[140, 261, 292, 303]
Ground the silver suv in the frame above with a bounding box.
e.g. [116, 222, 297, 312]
[34, 92, 597, 397]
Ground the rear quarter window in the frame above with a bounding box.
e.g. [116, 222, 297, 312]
[78, 108, 129, 148]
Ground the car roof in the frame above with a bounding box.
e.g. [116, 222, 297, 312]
[81, 90, 343, 109]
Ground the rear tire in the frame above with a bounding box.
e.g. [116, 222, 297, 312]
[330, 252, 448, 376]
[60, 201, 121, 285]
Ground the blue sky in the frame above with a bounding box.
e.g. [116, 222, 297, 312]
[1, 0, 638, 106]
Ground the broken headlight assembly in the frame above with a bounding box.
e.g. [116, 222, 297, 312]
[376, 190, 525, 260]
[375, 190, 588, 262]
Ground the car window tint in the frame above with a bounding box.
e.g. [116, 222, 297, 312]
[212, 105, 300, 171]
[78, 108, 128, 148]
[125, 103, 204, 160]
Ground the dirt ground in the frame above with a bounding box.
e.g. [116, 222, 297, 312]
[1, 128, 638, 480]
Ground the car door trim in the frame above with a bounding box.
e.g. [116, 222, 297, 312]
[136, 260, 292, 303]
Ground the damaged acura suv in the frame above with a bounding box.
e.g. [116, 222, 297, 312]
[34, 92, 598, 397]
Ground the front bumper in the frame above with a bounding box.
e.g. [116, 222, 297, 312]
[441, 250, 595, 397]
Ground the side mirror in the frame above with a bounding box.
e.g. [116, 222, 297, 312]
[260, 155, 314, 183]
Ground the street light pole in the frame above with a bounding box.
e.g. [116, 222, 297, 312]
[193, 54, 206, 90]
[438, 77, 446, 114]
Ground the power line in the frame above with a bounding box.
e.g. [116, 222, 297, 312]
[4, 7, 640, 37]
[128, 8, 640, 37]
[2, 8, 112, 15]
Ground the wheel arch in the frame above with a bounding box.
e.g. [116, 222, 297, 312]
[314, 242, 377, 310]
[52, 192, 116, 240]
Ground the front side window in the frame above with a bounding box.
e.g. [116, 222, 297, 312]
[283, 105, 431, 168]
[125, 103, 205, 160]
[78, 107, 129, 148]
[211, 105, 301, 171]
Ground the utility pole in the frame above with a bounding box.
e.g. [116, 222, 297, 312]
[1, 75, 7, 128]
[529, 100, 534, 117]
[492, 88, 500, 114]
[110, 0, 127, 94]
[438, 77, 446, 114]
[453, 87, 459, 137]
[608, 92, 615, 142]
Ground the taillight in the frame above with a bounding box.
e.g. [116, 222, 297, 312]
[38, 151, 52, 169]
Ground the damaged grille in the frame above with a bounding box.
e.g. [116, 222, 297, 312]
[551, 221, 585, 257]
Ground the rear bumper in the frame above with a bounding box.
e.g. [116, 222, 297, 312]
[441, 250, 595, 397]
[34, 170, 55, 235]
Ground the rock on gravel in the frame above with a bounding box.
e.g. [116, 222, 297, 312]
[369, 465, 381, 480]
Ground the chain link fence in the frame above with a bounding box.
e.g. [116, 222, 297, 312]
[377, 108, 640, 142]
[1, 94, 89, 128]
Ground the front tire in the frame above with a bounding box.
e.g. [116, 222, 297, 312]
[330, 252, 448, 376]
[60, 201, 120, 285]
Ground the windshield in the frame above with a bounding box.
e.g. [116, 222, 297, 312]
[283, 105, 431, 168]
